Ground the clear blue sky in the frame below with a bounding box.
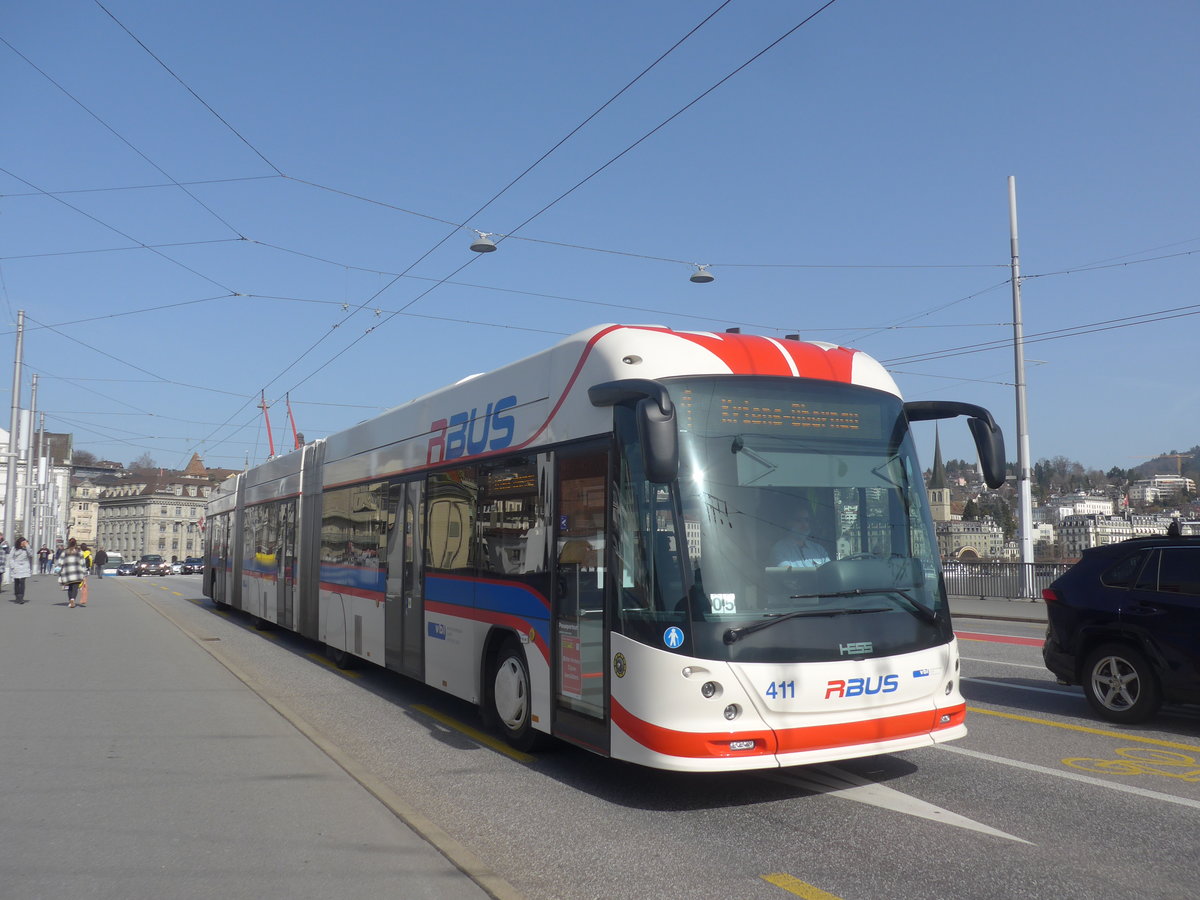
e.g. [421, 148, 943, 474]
[3, 1, 1197, 474]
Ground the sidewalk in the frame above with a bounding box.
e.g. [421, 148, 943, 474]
[948, 593, 1047, 624]
[0, 574, 491, 900]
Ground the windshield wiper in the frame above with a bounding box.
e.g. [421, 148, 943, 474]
[723, 607, 889, 644]
[789, 588, 938, 624]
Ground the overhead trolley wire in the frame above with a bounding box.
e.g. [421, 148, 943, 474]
[93, 0, 285, 177]
[1, 34, 246, 237]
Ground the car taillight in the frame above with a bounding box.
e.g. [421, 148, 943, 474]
[1042, 588, 1062, 604]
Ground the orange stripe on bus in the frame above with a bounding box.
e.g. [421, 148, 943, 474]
[610, 699, 965, 759]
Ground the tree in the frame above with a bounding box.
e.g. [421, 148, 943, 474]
[131, 452, 157, 472]
[73, 449, 97, 466]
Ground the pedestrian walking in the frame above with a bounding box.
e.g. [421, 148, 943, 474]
[37, 545, 51, 574]
[9, 537, 33, 604]
[0, 532, 8, 593]
[94, 547, 109, 579]
[58, 538, 88, 608]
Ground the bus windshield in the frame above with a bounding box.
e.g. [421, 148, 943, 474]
[668, 376, 949, 663]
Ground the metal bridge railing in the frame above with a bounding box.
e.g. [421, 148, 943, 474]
[941, 561, 1072, 600]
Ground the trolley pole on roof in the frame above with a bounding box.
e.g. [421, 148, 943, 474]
[1008, 177, 1035, 596]
[5, 310, 25, 547]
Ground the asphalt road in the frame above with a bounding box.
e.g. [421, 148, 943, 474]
[18, 575, 1200, 900]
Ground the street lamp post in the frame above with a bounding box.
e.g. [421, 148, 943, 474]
[1008, 177, 1035, 597]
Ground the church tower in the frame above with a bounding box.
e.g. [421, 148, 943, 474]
[927, 428, 952, 522]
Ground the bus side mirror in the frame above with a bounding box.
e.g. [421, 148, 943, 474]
[589, 378, 679, 485]
[904, 400, 1007, 490]
[636, 396, 679, 485]
[967, 416, 1006, 490]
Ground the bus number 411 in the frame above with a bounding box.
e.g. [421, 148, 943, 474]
[765, 680, 795, 700]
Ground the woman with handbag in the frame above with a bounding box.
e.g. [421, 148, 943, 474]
[58, 538, 87, 608]
[9, 537, 33, 604]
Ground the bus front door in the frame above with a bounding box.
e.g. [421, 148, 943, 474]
[385, 480, 425, 680]
[552, 446, 610, 754]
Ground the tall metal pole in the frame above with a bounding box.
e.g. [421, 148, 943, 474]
[36, 412, 46, 554]
[25, 372, 37, 539]
[1008, 177, 1035, 593]
[5, 310, 25, 545]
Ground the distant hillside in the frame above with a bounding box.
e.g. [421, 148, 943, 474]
[1130, 445, 1200, 480]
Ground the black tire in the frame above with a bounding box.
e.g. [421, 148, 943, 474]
[325, 644, 355, 670]
[490, 637, 541, 751]
[1082, 642, 1161, 724]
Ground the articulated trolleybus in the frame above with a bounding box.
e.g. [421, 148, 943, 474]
[204, 324, 1005, 772]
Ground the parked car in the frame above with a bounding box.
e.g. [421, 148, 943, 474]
[1042, 535, 1200, 723]
[136, 554, 168, 576]
[116, 563, 138, 576]
[181, 557, 205, 574]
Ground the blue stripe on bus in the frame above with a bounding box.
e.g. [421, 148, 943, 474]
[318, 563, 386, 593]
[426, 573, 550, 621]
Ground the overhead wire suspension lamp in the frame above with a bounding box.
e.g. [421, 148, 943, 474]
[689, 264, 714, 284]
[469, 230, 498, 253]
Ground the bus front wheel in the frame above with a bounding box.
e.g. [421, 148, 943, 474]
[491, 638, 540, 751]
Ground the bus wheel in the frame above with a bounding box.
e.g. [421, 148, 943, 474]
[325, 645, 355, 670]
[491, 638, 540, 751]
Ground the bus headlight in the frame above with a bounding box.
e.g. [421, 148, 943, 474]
[723, 704, 740, 721]
[945, 680, 954, 695]
[701, 681, 720, 699]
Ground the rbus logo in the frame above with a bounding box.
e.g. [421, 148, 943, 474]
[824, 675, 899, 699]
[427, 395, 518, 464]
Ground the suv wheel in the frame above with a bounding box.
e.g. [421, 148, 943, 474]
[1082, 643, 1161, 724]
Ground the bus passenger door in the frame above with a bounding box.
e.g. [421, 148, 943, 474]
[277, 499, 296, 631]
[385, 480, 425, 680]
[553, 446, 610, 754]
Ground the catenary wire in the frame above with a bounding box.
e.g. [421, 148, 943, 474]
[0, 34, 245, 237]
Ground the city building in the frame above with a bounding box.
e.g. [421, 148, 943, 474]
[95, 454, 234, 562]
[1128, 475, 1196, 504]
[0, 427, 73, 549]
[68, 477, 101, 545]
[1059, 514, 1136, 559]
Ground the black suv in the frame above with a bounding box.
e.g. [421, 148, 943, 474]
[1043, 535, 1200, 723]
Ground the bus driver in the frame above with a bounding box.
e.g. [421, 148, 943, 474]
[770, 510, 831, 569]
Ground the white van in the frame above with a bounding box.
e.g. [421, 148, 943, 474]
[101, 552, 125, 575]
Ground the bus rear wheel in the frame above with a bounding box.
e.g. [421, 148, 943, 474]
[491, 638, 540, 752]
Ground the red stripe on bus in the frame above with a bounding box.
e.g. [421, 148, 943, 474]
[666, 331, 858, 381]
[318, 582, 383, 602]
[425, 600, 550, 663]
[610, 699, 965, 760]
[955, 630, 1043, 647]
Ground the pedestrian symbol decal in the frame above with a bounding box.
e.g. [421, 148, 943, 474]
[664, 626, 684, 649]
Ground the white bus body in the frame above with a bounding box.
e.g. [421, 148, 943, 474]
[205, 324, 1004, 771]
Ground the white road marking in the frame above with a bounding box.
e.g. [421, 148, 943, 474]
[939, 744, 1200, 812]
[960, 656, 1047, 670]
[963, 676, 1078, 697]
[764, 765, 1032, 844]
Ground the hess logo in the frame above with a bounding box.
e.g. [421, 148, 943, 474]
[824, 674, 899, 699]
[427, 395, 517, 464]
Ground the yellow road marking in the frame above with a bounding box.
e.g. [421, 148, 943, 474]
[412, 704, 536, 763]
[761, 873, 844, 899]
[968, 706, 1200, 753]
[305, 652, 361, 677]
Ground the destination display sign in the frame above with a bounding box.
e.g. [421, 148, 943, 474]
[676, 385, 885, 440]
